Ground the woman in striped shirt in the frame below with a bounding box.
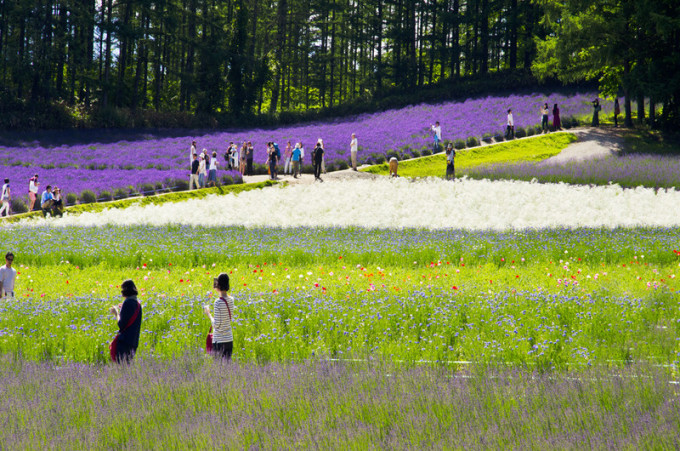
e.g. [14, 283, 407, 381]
[203, 273, 234, 360]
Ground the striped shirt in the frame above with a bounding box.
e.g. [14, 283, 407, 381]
[212, 295, 234, 344]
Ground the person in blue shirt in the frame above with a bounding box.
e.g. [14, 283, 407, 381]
[40, 185, 55, 216]
[291, 143, 302, 178]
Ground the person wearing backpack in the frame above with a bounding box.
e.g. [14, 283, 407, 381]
[204, 273, 235, 360]
[272, 142, 281, 179]
[109, 279, 143, 363]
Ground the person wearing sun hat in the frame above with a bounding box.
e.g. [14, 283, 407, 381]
[109, 279, 143, 363]
[52, 186, 63, 217]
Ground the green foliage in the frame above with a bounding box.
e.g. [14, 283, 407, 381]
[10, 198, 27, 214]
[79, 190, 97, 204]
[466, 136, 480, 147]
[363, 133, 577, 177]
[454, 139, 466, 150]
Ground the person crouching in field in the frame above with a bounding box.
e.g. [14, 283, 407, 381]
[445, 143, 456, 180]
[389, 157, 399, 177]
[204, 273, 235, 360]
[109, 279, 142, 363]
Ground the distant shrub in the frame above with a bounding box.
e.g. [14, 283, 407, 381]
[221, 175, 233, 185]
[421, 149, 432, 156]
[66, 193, 77, 205]
[466, 136, 480, 147]
[454, 139, 466, 150]
[301, 164, 314, 173]
[120, 164, 135, 170]
[534, 125, 544, 135]
[516, 127, 527, 138]
[10, 198, 28, 214]
[113, 188, 129, 199]
[386, 150, 399, 160]
[172, 180, 189, 192]
[493, 133, 505, 142]
[401, 153, 411, 160]
[526, 126, 536, 137]
[252, 163, 268, 175]
[432, 144, 444, 154]
[79, 190, 97, 204]
[98, 191, 113, 202]
[411, 149, 421, 158]
[482, 133, 494, 144]
[337, 160, 349, 170]
[139, 183, 156, 196]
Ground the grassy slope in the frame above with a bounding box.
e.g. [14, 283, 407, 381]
[362, 132, 578, 177]
[2, 180, 277, 223]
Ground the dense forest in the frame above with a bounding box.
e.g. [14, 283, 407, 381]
[0, 0, 678, 128]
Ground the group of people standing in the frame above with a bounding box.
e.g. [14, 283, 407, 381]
[0, 175, 63, 217]
[189, 133, 360, 184]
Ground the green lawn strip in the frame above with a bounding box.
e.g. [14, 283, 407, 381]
[2, 180, 278, 223]
[362, 132, 578, 177]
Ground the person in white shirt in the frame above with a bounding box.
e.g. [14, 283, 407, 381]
[0, 252, 16, 298]
[541, 103, 550, 133]
[431, 121, 442, 152]
[350, 133, 358, 171]
[204, 273, 235, 360]
[198, 153, 207, 188]
[208, 151, 219, 187]
[28, 174, 39, 211]
[190, 140, 197, 165]
[0, 178, 10, 217]
[506, 109, 515, 139]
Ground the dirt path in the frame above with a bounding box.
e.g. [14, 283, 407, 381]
[240, 127, 624, 185]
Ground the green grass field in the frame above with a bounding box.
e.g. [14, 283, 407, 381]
[362, 133, 578, 177]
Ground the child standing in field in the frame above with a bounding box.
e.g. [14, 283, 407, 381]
[204, 273, 235, 360]
[431, 121, 442, 152]
[109, 279, 142, 363]
[28, 174, 39, 211]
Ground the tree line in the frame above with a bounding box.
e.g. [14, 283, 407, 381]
[0, 0, 678, 127]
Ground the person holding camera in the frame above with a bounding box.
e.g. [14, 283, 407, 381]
[204, 273, 235, 360]
[109, 279, 143, 363]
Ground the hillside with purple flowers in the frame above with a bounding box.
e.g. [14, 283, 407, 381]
[0, 91, 604, 203]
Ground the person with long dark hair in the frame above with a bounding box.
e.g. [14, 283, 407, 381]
[541, 103, 550, 133]
[552, 104, 561, 131]
[592, 99, 601, 127]
[109, 279, 142, 363]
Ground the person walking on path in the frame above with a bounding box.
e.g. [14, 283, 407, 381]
[313, 141, 324, 182]
[552, 104, 561, 130]
[291, 143, 302, 178]
[109, 279, 142, 363]
[246, 142, 254, 176]
[541, 103, 550, 133]
[350, 133, 358, 171]
[614, 98, 621, 127]
[28, 174, 39, 211]
[204, 273, 235, 360]
[283, 141, 293, 175]
[0, 252, 16, 299]
[208, 151, 219, 187]
[198, 154, 207, 188]
[506, 109, 515, 139]
[268, 144, 278, 181]
[190, 153, 200, 190]
[592, 99, 601, 127]
[317, 139, 326, 174]
[0, 179, 10, 217]
[445, 143, 456, 180]
[431, 122, 442, 152]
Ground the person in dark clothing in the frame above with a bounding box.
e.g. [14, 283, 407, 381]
[246, 142, 254, 176]
[614, 98, 620, 127]
[109, 279, 143, 363]
[312, 142, 324, 182]
[190, 153, 200, 190]
[592, 99, 601, 127]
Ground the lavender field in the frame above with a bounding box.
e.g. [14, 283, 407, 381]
[0, 91, 604, 203]
[1, 355, 677, 449]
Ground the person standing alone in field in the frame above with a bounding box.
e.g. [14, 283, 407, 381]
[0, 252, 16, 299]
[109, 279, 142, 363]
[28, 174, 39, 211]
[204, 273, 235, 360]
[506, 109, 515, 139]
[350, 133, 358, 171]
[614, 98, 621, 127]
[313, 141, 324, 182]
[592, 99, 601, 127]
[0, 178, 10, 217]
